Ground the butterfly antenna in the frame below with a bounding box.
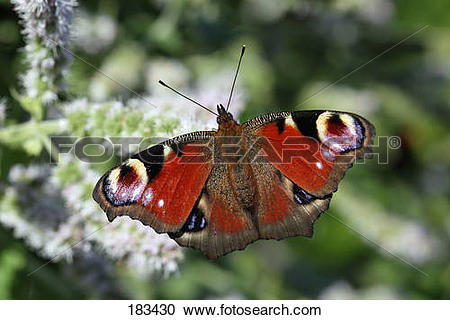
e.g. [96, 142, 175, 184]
[158, 80, 219, 116]
[226, 45, 246, 111]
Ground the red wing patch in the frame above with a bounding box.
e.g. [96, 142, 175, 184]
[248, 110, 375, 197]
[255, 121, 334, 193]
[257, 175, 291, 225]
[137, 143, 212, 227]
[93, 136, 214, 233]
[250, 159, 331, 240]
[208, 195, 253, 234]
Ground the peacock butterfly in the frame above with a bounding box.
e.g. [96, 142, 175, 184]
[92, 46, 376, 259]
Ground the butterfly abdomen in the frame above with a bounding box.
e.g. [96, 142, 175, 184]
[227, 163, 256, 208]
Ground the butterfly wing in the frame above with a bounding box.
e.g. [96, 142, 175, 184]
[250, 158, 331, 239]
[243, 110, 375, 239]
[93, 131, 214, 233]
[244, 110, 375, 198]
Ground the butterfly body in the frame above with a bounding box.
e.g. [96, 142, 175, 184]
[93, 105, 375, 259]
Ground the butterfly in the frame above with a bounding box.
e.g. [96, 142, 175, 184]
[93, 46, 376, 259]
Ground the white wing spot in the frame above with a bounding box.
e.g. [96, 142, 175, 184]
[142, 188, 154, 206]
[163, 145, 172, 159]
[158, 199, 164, 208]
[316, 161, 323, 169]
[285, 115, 297, 129]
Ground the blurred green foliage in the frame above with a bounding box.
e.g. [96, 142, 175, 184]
[0, 0, 449, 299]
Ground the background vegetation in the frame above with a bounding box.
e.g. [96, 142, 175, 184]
[0, 0, 449, 299]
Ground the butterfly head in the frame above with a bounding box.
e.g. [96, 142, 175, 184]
[216, 104, 234, 125]
[216, 103, 241, 136]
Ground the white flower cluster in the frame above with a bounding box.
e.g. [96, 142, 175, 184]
[12, 0, 77, 104]
[1, 164, 74, 262]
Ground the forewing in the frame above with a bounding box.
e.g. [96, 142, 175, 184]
[244, 110, 375, 197]
[93, 131, 214, 233]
